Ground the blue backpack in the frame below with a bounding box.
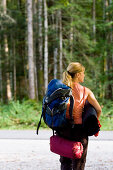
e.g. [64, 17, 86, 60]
[36, 79, 101, 136]
[37, 79, 74, 134]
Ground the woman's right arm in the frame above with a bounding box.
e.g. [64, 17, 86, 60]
[86, 88, 102, 118]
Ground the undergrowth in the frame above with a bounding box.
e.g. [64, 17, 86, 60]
[0, 99, 112, 130]
[0, 99, 47, 129]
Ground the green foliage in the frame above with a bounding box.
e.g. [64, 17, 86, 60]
[0, 100, 47, 129]
[101, 100, 113, 118]
[0, 100, 113, 130]
[100, 100, 113, 131]
[60, 0, 69, 6]
[0, 6, 16, 26]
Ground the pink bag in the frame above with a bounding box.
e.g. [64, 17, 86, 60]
[50, 135, 83, 159]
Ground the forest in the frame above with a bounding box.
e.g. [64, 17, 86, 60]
[0, 0, 113, 129]
[0, 0, 113, 102]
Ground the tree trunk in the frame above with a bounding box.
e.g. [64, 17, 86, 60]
[53, 11, 58, 79]
[108, 0, 113, 99]
[2, 0, 6, 13]
[44, 0, 48, 93]
[13, 41, 16, 100]
[101, 0, 106, 100]
[69, 19, 74, 60]
[38, 0, 43, 99]
[103, 0, 106, 20]
[2, 0, 12, 101]
[104, 0, 112, 99]
[54, 48, 58, 79]
[93, 0, 96, 42]
[0, 43, 3, 102]
[69, 0, 74, 60]
[59, 10, 63, 79]
[27, 0, 35, 99]
[4, 37, 12, 101]
[33, 0, 38, 100]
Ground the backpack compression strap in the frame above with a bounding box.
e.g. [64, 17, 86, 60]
[46, 102, 67, 116]
[45, 88, 72, 104]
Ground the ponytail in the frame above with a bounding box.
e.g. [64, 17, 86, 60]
[62, 71, 73, 88]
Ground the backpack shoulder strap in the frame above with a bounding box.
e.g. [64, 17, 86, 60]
[69, 95, 74, 125]
[83, 87, 85, 106]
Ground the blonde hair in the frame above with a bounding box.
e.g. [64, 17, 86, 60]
[62, 62, 85, 87]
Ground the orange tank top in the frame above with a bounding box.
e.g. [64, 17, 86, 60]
[66, 83, 88, 124]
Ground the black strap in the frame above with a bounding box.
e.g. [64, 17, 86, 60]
[36, 104, 47, 135]
[36, 113, 43, 135]
[53, 129, 55, 136]
[69, 95, 74, 124]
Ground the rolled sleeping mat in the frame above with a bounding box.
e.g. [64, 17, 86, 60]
[82, 100, 100, 136]
[50, 135, 83, 159]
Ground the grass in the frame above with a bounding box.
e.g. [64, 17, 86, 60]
[0, 99, 112, 130]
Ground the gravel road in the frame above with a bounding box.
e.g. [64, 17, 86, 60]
[0, 130, 113, 170]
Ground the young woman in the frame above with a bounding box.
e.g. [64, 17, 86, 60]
[60, 62, 102, 170]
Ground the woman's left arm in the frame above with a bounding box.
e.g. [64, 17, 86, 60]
[86, 88, 102, 118]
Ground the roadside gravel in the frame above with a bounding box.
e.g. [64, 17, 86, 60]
[0, 130, 112, 170]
